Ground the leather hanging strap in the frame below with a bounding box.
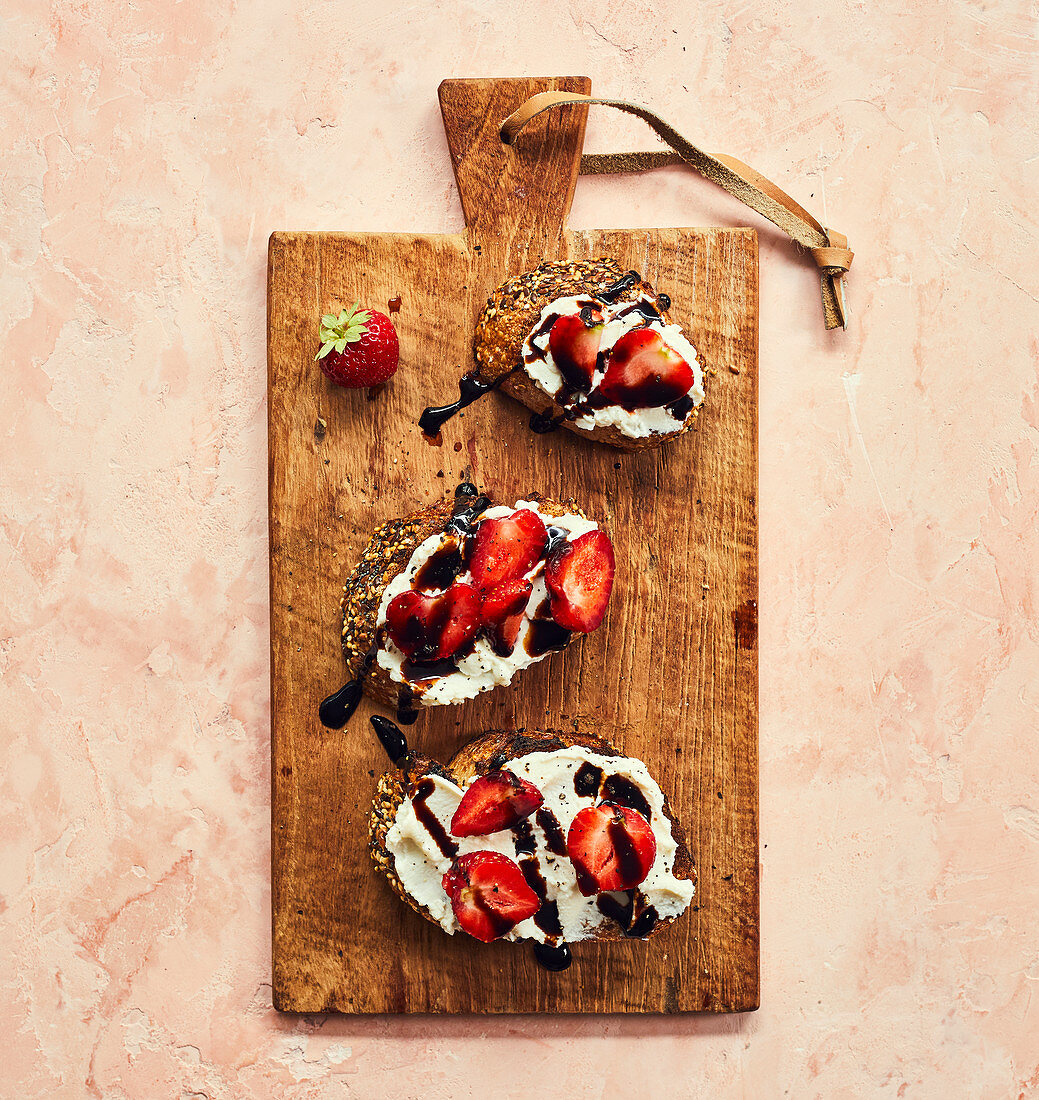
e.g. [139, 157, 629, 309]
[501, 91, 853, 330]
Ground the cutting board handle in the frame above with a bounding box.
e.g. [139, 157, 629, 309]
[438, 76, 591, 252]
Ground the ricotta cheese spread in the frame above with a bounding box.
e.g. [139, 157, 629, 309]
[385, 745, 695, 944]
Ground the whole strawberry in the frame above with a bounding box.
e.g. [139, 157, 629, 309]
[315, 303, 399, 388]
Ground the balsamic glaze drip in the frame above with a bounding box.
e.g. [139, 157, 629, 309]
[529, 311, 558, 345]
[489, 627, 517, 659]
[533, 942, 573, 971]
[596, 889, 660, 938]
[533, 900, 564, 939]
[318, 681, 364, 730]
[612, 300, 662, 324]
[597, 270, 641, 303]
[515, 823, 565, 942]
[627, 905, 660, 938]
[523, 619, 572, 658]
[609, 812, 645, 884]
[602, 775, 653, 822]
[529, 409, 563, 434]
[544, 525, 569, 558]
[411, 778, 458, 858]
[573, 762, 604, 798]
[318, 646, 376, 729]
[535, 808, 568, 856]
[370, 715, 409, 764]
[396, 687, 419, 725]
[518, 850, 546, 898]
[419, 371, 514, 437]
[596, 889, 634, 928]
[528, 390, 612, 435]
[413, 542, 464, 591]
[572, 857, 598, 897]
[667, 394, 695, 420]
[512, 819, 537, 856]
[401, 654, 468, 683]
[445, 481, 491, 539]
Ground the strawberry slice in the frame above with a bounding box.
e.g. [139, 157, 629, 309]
[385, 581, 481, 661]
[544, 530, 615, 633]
[597, 328, 694, 409]
[437, 582, 483, 660]
[566, 804, 657, 896]
[450, 769, 544, 837]
[385, 590, 437, 657]
[469, 509, 547, 593]
[442, 851, 541, 942]
[481, 578, 532, 654]
[548, 311, 603, 391]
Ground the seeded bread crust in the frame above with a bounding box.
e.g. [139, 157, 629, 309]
[473, 257, 702, 453]
[339, 494, 593, 709]
[368, 727, 696, 943]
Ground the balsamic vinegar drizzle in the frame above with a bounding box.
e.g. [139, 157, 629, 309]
[533, 942, 573, 971]
[596, 889, 660, 938]
[612, 299, 662, 325]
[411, 778, 458, 859]
[512, 819, 537, 856]
[598, 269, 641, 303]
[602, 775, 653, 822]
[418, 370, 516, 438]
[535, 808, 568, 856]
[401, 656, 461, 683]
[667, 394, 695, 420]
[514, 817, 569, 969]
[318, 645, 376, 729]
[413, 542, 464, 591]
[543, 525, 569, 557]
[532, 900, 565, 940]
[609, 811, 646, 885]
[396, 687, 419, 725]
[370, 715, 409, 764]
[573, 762, 604, 798]
[445, 481, 491, 537]
[317, 681, 363, 730]
[523, 619, 572, 658]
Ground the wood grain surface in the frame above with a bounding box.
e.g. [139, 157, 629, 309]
[268, 76, 759, 1014]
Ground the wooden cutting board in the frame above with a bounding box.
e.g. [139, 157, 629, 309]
[268, 76, 758, 1014]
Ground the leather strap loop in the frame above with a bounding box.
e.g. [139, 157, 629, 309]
[501, 91, 853, 330]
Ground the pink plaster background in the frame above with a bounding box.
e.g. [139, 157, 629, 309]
[2, 1, 1038, 1096]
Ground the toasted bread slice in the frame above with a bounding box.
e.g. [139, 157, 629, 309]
[473, 258, 705, 452]
[336, 488, 610, 716]
[369, 727, 696, 946]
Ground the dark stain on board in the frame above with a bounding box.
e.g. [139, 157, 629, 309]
[733, 599, 758, 649]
